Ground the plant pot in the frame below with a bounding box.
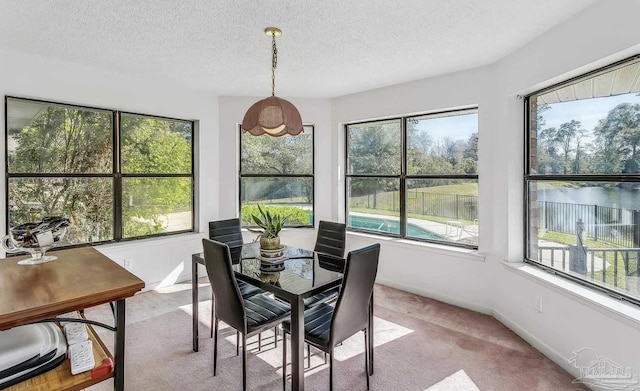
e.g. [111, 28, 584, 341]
[260, 236, 281, 250]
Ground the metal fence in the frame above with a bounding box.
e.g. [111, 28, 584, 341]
[538, 201, 640, 248]
[350, 190, 478, 221]
[537, 245, 640, 298]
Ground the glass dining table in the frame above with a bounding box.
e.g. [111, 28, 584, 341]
[191, 242, 348, 391]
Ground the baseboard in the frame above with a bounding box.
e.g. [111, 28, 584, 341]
[376, 278, 493, 315]
[492, 310, 580, 381]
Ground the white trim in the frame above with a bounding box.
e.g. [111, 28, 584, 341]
[348, 231, 485, 262]
[493, 309, 581, 381]
[376, 279, 492, 315]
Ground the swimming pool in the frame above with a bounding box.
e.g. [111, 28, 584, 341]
[348, 214, 447, 241]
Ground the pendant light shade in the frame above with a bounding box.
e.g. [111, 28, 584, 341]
[241, 96, 303, 136]
[241, 27, 303, 137]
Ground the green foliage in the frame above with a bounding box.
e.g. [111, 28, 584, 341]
[536, 100, 640, 175]
[240, 129, 313, 204]
[241, 204, 310, 227]
[7, 100, 193, 245]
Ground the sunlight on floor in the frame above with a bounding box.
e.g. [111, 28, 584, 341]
[425, 369, 480, 391]
[179, 300, 414, 375]
[154, 263, 185, 290]
[424, 369, 480, 391]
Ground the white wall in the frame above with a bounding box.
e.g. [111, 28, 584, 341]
[331, 0, 640, 381]
[0, 48, 219, 290]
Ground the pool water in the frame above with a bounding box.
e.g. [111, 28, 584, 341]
[349, 215, 447, 240]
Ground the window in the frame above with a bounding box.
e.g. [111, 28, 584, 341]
[525, 56, 640, 304]
[239, 125, 314, 227]
[345, 109, 479, 248]
[5, 97, 194, 247]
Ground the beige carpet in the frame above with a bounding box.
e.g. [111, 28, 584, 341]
[85, 283, 587, 390]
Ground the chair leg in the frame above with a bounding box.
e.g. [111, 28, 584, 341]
[329, 348, 334, 391]
[213, 318, 219, 376]
[259, 333, 262, 351]
[274, 326, 278, 347]
[282, 331, 287, 391]
[242, 334, 247, 391]
[364, 329, 370, 390]
[236, 331, 240, 356]
[210, 293, 214, 338]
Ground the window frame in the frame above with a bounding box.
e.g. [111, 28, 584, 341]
[238, 124, 315, 228]
[344, 108, 479, 250]
[4, 96, 195, 248]
[523, 55, 640, 306]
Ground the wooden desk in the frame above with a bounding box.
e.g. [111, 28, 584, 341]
[0, 246, 145, 391]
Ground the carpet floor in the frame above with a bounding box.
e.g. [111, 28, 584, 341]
[85, 281, 587, 390]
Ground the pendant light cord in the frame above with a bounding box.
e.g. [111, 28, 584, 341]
[271, 32, 277, 97]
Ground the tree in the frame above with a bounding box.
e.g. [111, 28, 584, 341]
[347, 122, 401, 200]
[8, 105, 192, 243]
[554, 120, 586, 174]
[593, 103, 640, 174]
[240, 130, 313, 203]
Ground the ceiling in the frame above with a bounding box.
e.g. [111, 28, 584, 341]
[0, 0, 597, 98]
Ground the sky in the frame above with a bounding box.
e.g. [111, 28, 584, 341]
[399, 92, 640, 144]
[414, 112, 478, 141]
[541, 93, 640, 136]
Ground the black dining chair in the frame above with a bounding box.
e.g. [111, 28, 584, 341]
[282, 243, 380, 391]
[208, 219, 264, 335]
[303, 221, 346, 309]
[202, 238, 291, 391]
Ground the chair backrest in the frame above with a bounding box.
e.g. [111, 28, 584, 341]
[314, 221, 346, 257]
[209, 218, 244, 265]
[330, 243, 380, 345]
[201, 238, 246, 332]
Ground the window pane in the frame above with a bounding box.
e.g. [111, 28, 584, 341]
[529, 60, 640, 175]
[8, 177, 114, 245]
[407, 111, 478, 175]
[122, 177, 193, 238]
[347, 120, 401, 175]
[347, 177, 400, 234]
[240, 177, 313, 227]
[241, 126, 313, 175]
[6, 98, 112, 174]
[527, 180, 640, 301]
[121, 114, 193, 174]
[406, 179, 478, 245]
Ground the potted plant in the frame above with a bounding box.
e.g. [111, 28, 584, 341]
[248, 204, 288, 250]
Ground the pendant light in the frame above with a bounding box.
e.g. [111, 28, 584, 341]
[241, 27, 303, 137]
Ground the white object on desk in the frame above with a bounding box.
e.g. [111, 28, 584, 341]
[69, 340, 95, 375]
[64, 322, 89, 346]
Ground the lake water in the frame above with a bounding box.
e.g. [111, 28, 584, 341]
[538, 186, 640, 210]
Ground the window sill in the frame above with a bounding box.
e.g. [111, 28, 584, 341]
[502, 261, 640, 330]
[347, 230, 485, 262]
[95, 232, 203, 252]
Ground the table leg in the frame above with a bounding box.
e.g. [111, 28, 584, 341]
[192, 255, 199, 352]
[291, 296, 305, 391]
[114, 299, 126, 391]
[369, 293, 374, 375]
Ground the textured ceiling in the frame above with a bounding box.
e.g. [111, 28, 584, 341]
[0, 0, 597, 98]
